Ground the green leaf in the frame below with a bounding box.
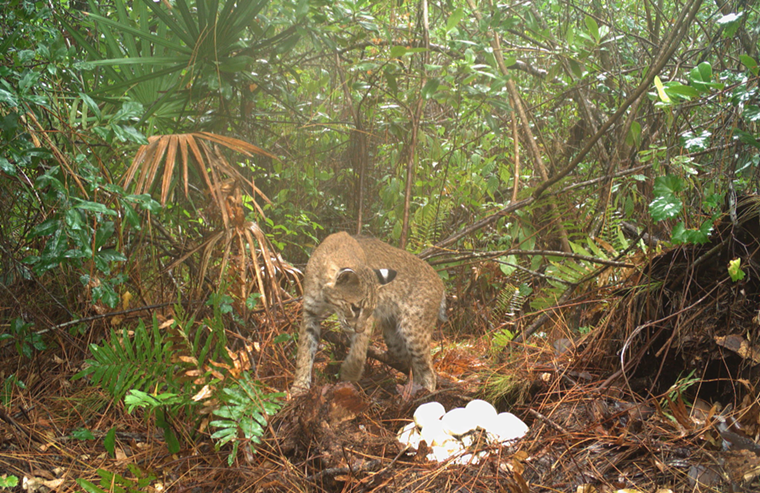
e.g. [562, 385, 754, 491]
[734, 129, 760, 149]
[728, 258, 746, 282]
[114, 125, 148, 145]
[163, 426, 181, 454]
[664, 82, 700, 99]
[295, 0, 309, 20]
[421, 78, 440, 99]
[218, 55, 255, 73]
[78, 92, 102, 120]
[72, 198, 117, 216]
[446, 7, 465, 32]
[389, 46, 407, 58]
[0, 88, 18, 107]
[72, 428, 96, 440]
[649, 175, 683, 221]
[584, 16, 600, 43]
[0, 475, 19, 488]
[626, 121, 641, 147]
[384, 69, 398, 96]
[76, 479, 105, 493]
[654, 76, 671, 103]
[739, 55, 758, 76]
[671, 220, 712, 245]
[18, 70, 40, 94]
[104, 427, 117, 458]
[689, 62, 713, 90]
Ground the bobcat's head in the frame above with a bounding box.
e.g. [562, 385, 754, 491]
[324, 267, 396, 334]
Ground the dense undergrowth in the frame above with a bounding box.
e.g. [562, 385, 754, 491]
[1, 0, 759, 490]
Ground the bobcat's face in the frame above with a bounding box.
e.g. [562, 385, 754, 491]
[323, 267, 395, 334]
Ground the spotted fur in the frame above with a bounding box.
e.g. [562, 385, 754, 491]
[291, 232, 445, 393]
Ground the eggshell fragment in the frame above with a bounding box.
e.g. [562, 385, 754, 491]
[397, 422, 421, 450]
[413, 401, 446, 429]
[426, 439, 464, 462]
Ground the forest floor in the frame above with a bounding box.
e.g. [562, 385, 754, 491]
[4, 205, 760, 492]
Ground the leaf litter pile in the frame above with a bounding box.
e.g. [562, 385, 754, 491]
[3, 201, 760, 491]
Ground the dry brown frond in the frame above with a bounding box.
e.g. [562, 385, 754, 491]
[123, 132, 297, 315]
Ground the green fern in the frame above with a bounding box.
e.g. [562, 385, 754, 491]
[210, 373, 284, 465]
[410, 199, 452, 250]
[74, 317, 178, 399]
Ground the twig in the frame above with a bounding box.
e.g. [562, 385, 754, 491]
[305, 459, 383, 482]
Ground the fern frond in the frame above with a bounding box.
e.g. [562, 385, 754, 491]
[74, 318, 177, 400]
[410, 199, 452, 250]
[210, 373, 284, 465]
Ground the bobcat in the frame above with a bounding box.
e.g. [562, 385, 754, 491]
[291, 232, 445, 394]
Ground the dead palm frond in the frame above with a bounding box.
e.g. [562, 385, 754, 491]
[124, 132, 301, 314]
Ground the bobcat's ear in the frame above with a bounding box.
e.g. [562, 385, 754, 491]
[335, 268, 360, 286]
[374, 268, 397, 285]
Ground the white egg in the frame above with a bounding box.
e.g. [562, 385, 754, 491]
[413, 401, 446, 429]
[465, 399, 498, 429]
[485, 412, 529, 444]
[441, 407, 477, 437]
[420, 419, 448, 446]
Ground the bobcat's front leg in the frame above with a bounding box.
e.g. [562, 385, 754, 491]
[341, 323, 373, 382]
[291, 308, 322, 393]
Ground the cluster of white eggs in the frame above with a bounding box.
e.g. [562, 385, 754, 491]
[397, 399, 529, 464]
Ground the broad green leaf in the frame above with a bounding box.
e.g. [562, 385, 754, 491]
[446, 7, 465, 32]
[671, 220, 712, 245]
[0, 88, 18, 107]
[422, 78, 440, 99]
[649, 175, 683, 221]
[654, 76, 671, 103]
[626, 121, 641, 147]
[72, 428, 96, 440]
[734, 129, 760, 149]
[72, 198, 116, 216]
[664, 82, 700, 99]
[740, 55, 758, 76]
[75, 479, 105, 493]
[384, 69, 398, 96]
[689, 62, 713, 90]
[218, 55, 255, 73]
[78, 92, 102, 120]
[0, 475, 19, 488]
[295, 0, 309, 20]
[163, 427, 180, 454]
[584, 16, 600, 43]
[728, 258, 746, 282]
[0, 157, 16, 176]
[104, 427, 116, 458]
[390, 46, 407, 58]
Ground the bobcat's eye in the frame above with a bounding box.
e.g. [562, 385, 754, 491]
[350, 304, 362, 317]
